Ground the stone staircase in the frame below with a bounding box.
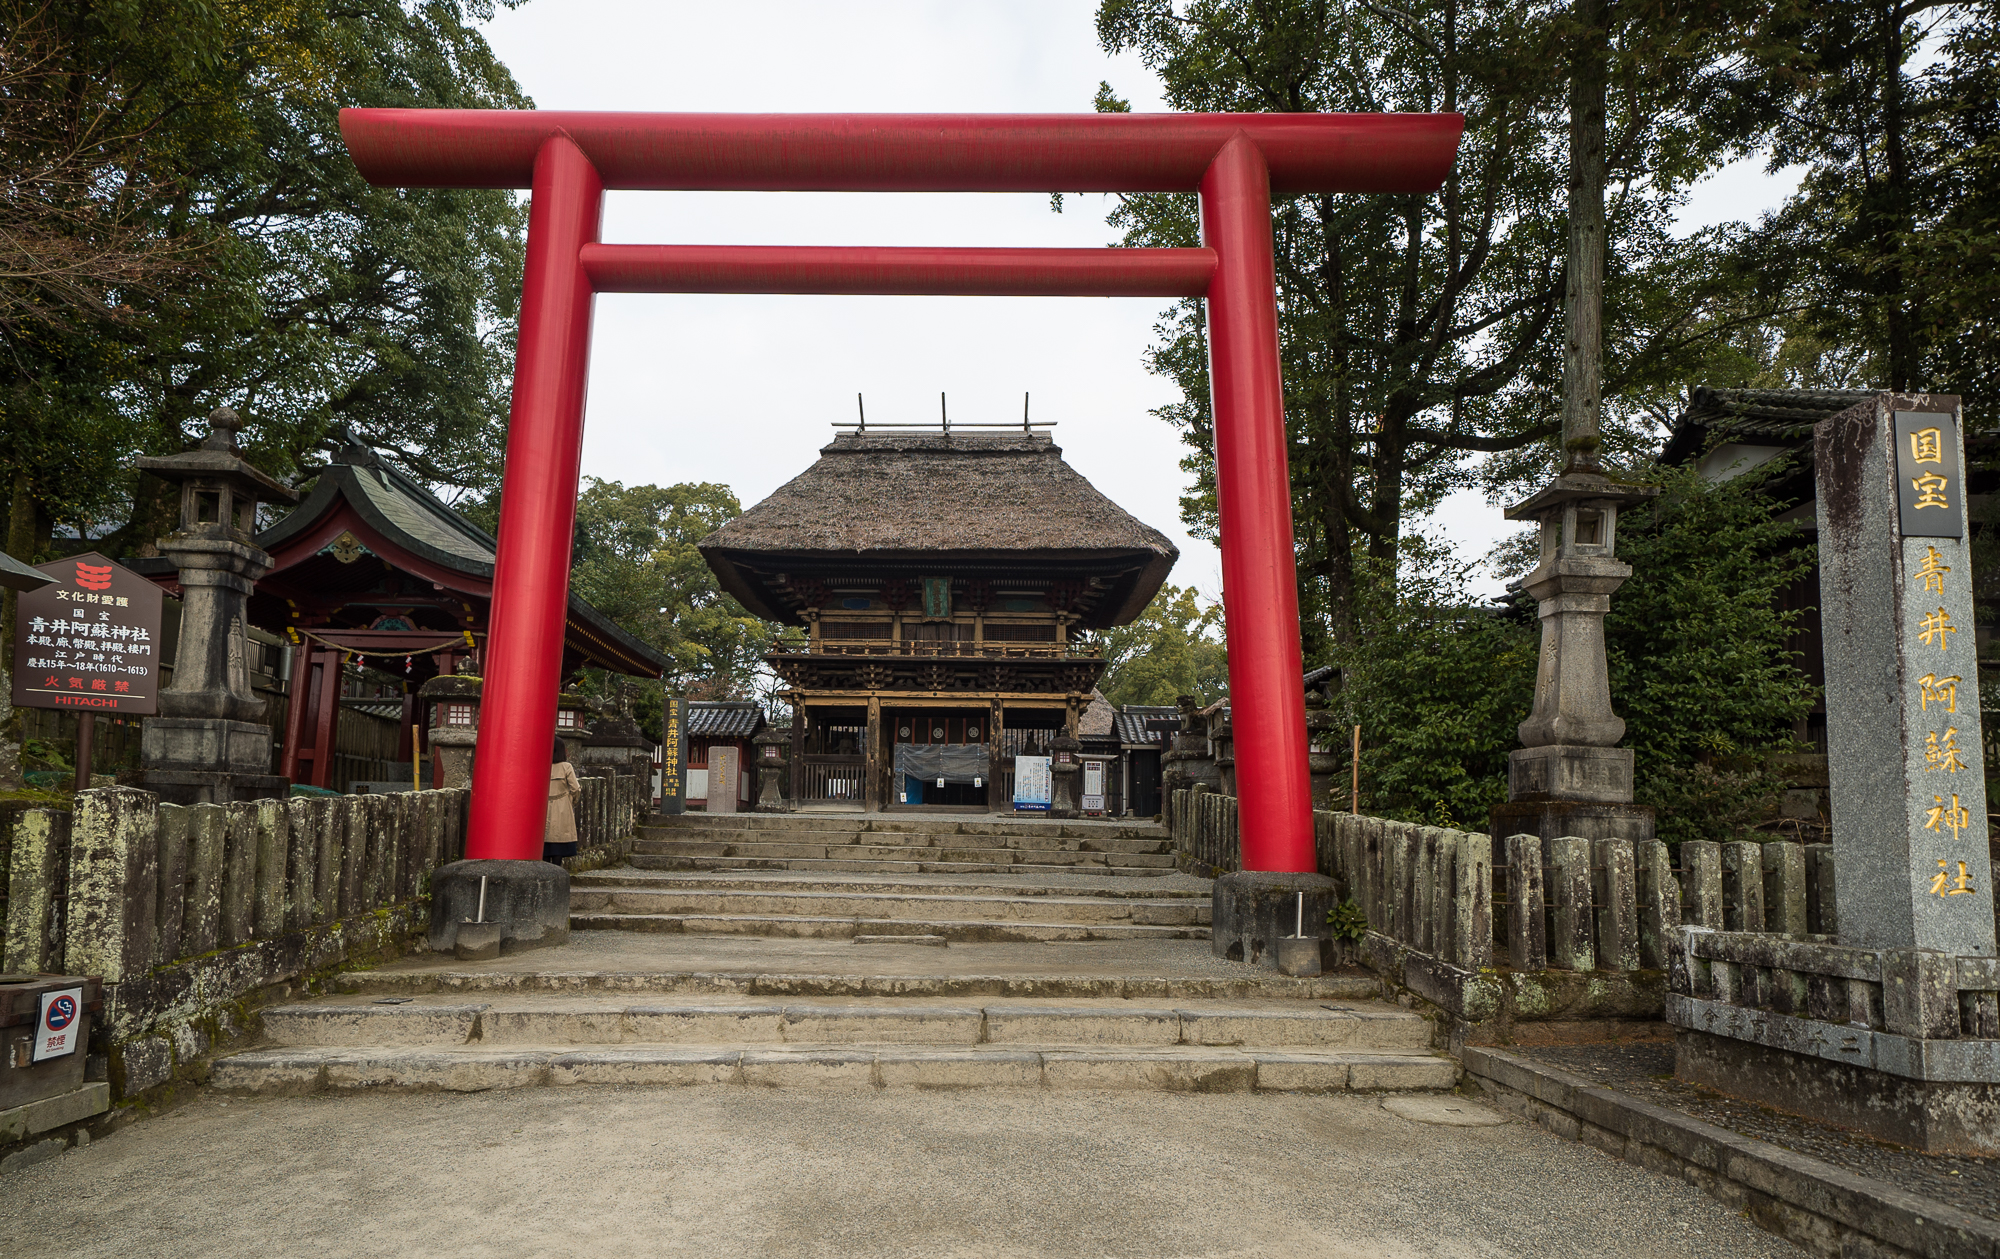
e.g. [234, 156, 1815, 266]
[629, 812, 1177, 877]
[213, 988, 1456, 1096]
[205, 810, 1459, 1099]
[568, 869, 1210, 943]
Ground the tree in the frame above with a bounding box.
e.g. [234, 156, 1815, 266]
[0, 0, 530, 567]
[1089, 584, 1229, 707]
[1, 0, 530, 767]
[1717, 3, 1996, 418]
[567, 479, 779, 737]
[1088, 0, 1769, 661]
[1333, 464, 1816, 838]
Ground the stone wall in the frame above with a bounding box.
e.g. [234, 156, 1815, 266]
[0, 774, 646, 1108]
[1171, 788, 1838, 1044]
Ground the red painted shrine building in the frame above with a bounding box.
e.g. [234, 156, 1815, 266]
[699, 428, 1176, 812]
[137, 436, 668, 788]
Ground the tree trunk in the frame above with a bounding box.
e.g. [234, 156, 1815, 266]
[1, 469, 40, 785]
[1562, 0, 1609, 471]
[1879, 1, 1917, 391]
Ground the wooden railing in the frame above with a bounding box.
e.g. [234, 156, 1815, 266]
[799, 755, 865, 804]
[800, 643, 1096, 659]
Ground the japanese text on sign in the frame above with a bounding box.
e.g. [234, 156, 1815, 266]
[10, 552, 164, 715]
[1895, 411, 1964, 538]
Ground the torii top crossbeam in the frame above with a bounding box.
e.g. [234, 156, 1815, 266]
[340, 108, 1463, 870]
[341, 111, 1457, 192]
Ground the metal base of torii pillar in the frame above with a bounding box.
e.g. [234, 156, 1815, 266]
[339, 109, 1464, 873]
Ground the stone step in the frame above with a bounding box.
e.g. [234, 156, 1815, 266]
[570, 913, 1211, 943]
[257, 997, 1432, 1051]
[212, 1043, 1457, 1095]
[334, 968, 1381, 1002]
[569, 888, 1211, 926]
[632, 840, 1175, 866]
[628, 854, 1179, 878]
[634, 831, 1175, 856]
[642, 815, 1169, 841]
[569, 870, 1209, 900]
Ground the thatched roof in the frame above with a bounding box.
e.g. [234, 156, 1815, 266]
[700, 431, 1178, 628]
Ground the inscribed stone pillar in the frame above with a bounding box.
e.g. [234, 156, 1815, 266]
[1816, 393, 1995, 956]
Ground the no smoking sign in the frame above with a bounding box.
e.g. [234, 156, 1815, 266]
[34, 987, 84, 1062]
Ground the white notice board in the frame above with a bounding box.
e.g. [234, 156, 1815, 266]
[1014, 755, 1051, 812]
[1082, 761, 1105, 813]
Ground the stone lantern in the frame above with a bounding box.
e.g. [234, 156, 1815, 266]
[137, 407, 298, 804]
[1048, 733, 1083, 819]
[752, 725, 789, 811]
[579, 680, 655, 781]
[419, 667, 482, 789]
[1490, 469, 1660, 843]
[554, 692, 590, 764]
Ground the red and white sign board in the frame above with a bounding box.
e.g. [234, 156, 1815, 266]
[33, 987, 84, 1061]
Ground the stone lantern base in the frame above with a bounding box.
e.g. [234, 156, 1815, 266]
[140, 717, 288, 805]
[1491, 745, 1654, 844]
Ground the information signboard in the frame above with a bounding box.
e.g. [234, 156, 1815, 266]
[1082, 761, 1105, 813]
[1013, 754, 1051, 812]
[10, 552, 164, 716]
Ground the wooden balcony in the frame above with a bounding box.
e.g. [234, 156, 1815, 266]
[768, 649, 1106, 696]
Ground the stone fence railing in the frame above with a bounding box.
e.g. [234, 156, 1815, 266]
[1673, 928, 2000, 1046]
[1171, 786, 1843, 1038]
[0, 774, 644, 1103]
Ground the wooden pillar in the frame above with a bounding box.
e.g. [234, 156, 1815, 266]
[988, 699, 1005, 812]
[278, 639, 312, 781]
[309, 649, 344, 789]
[789, 695, 804, 802]
[395, 686, 418, 763]
[864, 694, 883, 812]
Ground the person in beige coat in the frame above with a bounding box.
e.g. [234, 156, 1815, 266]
[545, 735, 583, 865]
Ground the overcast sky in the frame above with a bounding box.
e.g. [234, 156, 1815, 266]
[479, 1, 1804, 603]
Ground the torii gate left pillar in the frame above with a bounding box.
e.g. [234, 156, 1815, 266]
[339, 109, 1461, 957]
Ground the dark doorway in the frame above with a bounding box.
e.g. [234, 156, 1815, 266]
[1128, 749, 1162, 817]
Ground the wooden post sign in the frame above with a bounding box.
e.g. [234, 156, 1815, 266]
[10, 552, 164, 717]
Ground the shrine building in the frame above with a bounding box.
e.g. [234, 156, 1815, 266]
[698, 426, 1177, 813]
[136, 433, 668, 790]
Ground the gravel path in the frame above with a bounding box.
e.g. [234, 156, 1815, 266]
[1517, 1042, 2000, 1221]
[1, 1086, 1802, 1258]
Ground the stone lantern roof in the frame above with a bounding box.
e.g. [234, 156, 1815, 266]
[136, 407, 300, 506]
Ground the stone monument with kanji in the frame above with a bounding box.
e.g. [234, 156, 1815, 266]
[1667, 392, 2000, 1154]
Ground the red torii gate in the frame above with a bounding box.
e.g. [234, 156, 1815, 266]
[339, 109, 1463, 872]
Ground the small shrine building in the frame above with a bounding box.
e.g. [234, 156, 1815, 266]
[136, 435, 669, 789]
[698, 426, 1177, 813]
